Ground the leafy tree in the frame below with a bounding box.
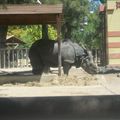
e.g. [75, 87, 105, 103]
[71, 1, 102, 50]
[8, 25, 57, 47]
[72, 11, 101, 49]
[100, 0, 106, 4]
[8, 25, 41, 47]
[42, 0, 89, 39]
[61, 0, 89, 39]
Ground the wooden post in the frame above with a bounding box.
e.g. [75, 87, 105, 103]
[42, 24, 48, 40]
[105, 5, 109, 65]
[57, 14, 62, 76]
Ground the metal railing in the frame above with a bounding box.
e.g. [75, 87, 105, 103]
[0, 48, 31, 69]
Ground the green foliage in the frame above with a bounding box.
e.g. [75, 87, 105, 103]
[61, 0, 89, 39]
[8, 25, 41, 47]
[8, 25, 57, 47]
[71, 2, 102, 49]
[41, 0, 61, 4]
[72, 10, 102, 49]
[100, 0, 106, 4]
[20, 25, 42, 47]
[48, 25, 57, 40]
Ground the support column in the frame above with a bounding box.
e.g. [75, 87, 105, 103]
[42, 24, 48, 40]
[57, 14, 62, 76]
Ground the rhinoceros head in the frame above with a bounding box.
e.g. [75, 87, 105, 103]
[81, 50, 98, 74]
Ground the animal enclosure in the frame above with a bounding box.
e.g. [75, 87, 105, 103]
[0, 48, 101, 69]
[0, 48, 30, 68]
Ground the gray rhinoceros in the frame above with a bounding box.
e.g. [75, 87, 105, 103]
[29, 39, 98, 75]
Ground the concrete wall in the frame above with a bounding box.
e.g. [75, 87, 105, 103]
[107, 0, 120, 66]
[0, 96, 120, 120]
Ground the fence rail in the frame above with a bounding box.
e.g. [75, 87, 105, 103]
[0, 48, 31, 69]
[0, 48, 102, 69]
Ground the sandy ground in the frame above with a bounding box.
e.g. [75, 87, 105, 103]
[0, 67, 120, 97]
[0, 67, 98, 86]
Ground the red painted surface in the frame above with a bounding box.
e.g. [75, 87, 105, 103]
[109, 53, 120, 59]
[99, 5, 105, 12]
[108, 42, 120, 48]
[108, 31, 120, 37]
[116, 2, 120, 9]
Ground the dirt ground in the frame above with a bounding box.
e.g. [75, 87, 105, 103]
[0, 67, 120, 97]
[1, 67, 99, 87]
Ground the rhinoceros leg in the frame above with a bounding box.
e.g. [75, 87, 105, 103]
[29, 51, 44, 75]
[63, 62, 72, 75]
[33, 65, 44, 75]
[30, 58, 44, 75]
[43, 65, 50, 74]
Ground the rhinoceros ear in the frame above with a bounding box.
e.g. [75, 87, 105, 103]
[80, 46, 94, 64]
[81, 44, 93, 57]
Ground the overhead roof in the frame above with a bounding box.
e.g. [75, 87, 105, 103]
[6, 35, 25, 44]
[0, 4, 63, 25]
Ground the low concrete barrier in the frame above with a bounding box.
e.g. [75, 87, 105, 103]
[0, 72, 57, 85]
[0, 74, 40, 84]
[0, 95, 120, 120]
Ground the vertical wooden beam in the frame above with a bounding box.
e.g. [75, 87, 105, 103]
[103, 5, 108, 65]
[57, 14, 62, 76]
[42, 24, 48, 40]
[105, 3, 109, 65]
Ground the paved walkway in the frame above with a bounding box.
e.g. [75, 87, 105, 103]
[96, 74, 120, 95]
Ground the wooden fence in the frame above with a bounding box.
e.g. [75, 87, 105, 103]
[0, 48, 102, 69]
[0, 48, 31, 69]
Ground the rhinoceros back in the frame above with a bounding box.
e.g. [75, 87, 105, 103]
[29, 39, 57, 65]
[62, 39, 86, 67]
[73, 42, 86, 57]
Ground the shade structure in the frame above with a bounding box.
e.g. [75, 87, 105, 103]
[0, 4, 63, 75]
[0, 4, 63, 25]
